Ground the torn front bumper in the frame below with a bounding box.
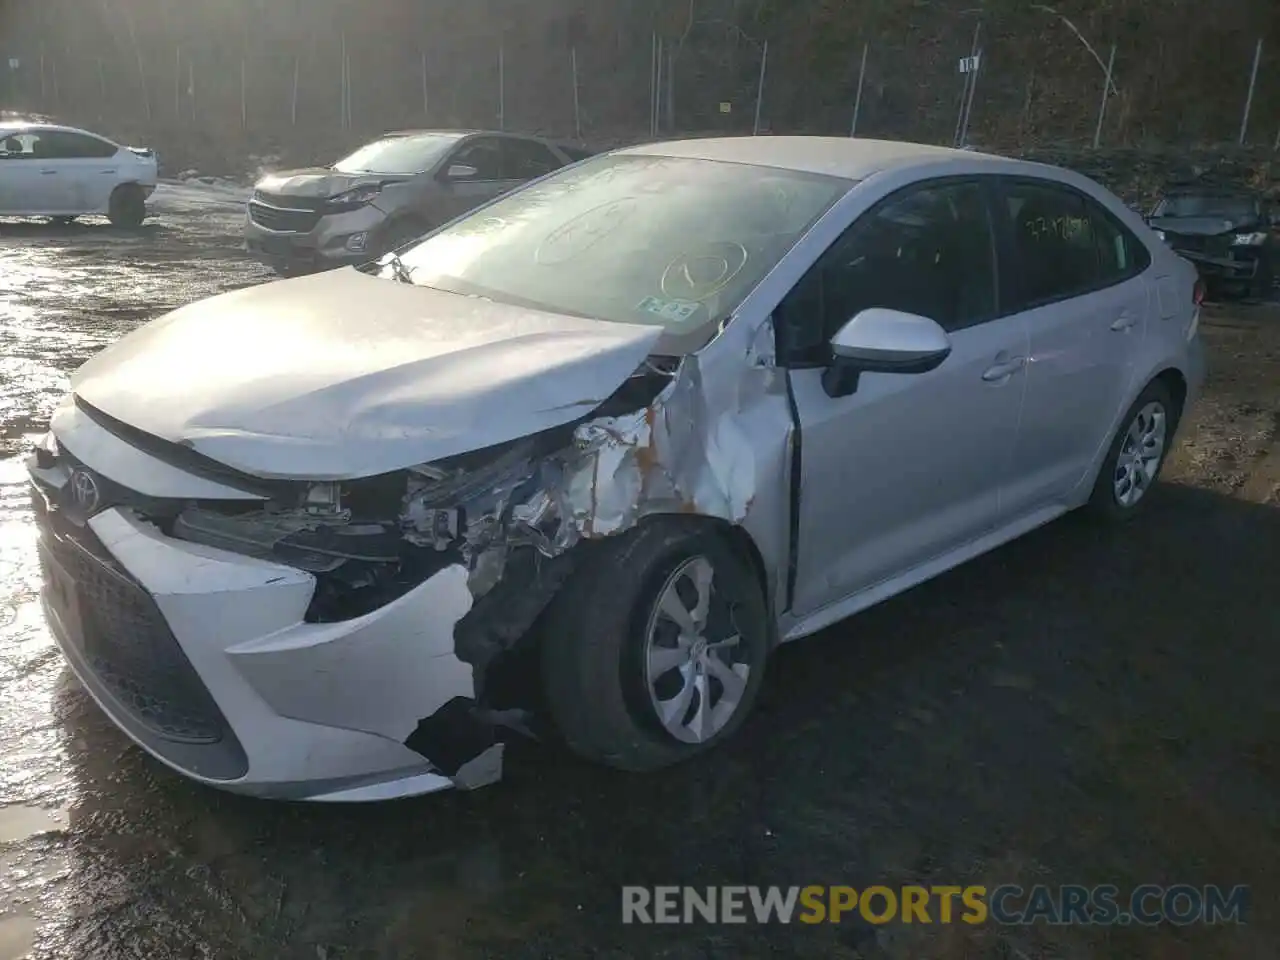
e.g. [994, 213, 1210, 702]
[1174, 249, 1263, 281]
[243, 203, 386, 273]
[31, 464, 497, 801]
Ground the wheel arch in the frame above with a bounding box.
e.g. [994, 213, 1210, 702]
[1152, 366, 1188, 431]
[1078, 364, 1188, 500]
[465, 511, 778, 710]
[641, 512, 777, 643]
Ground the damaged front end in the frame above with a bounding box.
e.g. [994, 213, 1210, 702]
[149, 356, 695, 786]
[44, 332, 781, 797]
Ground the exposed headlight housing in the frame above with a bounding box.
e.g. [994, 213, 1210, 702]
[327, 185, 381, 208]
[1232, 231, 1268, 246]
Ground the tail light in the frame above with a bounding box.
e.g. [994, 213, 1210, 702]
[1187, 277, 1204, 341]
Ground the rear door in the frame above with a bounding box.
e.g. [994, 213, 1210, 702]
[994, 177, 1151, 516]
[36, 130, 122, 212]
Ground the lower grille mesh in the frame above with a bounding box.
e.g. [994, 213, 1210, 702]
[40, 522, 227, 744]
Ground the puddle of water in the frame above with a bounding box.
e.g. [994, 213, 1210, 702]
[0, 914, 34, 960]
[0, 806, 67, 843]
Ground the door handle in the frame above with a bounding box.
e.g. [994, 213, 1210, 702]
[40, 169, 57, 175]
[1110, 314, 1137, 332]
[982, 357, 1026, 382]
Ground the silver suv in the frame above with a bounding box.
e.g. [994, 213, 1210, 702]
[244, 129, 588, 275]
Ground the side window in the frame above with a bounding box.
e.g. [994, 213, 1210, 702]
[32, 131, 117, 159]
[1001, 181, 1101, 307]
[0, 133, 35, 158]
[448, 138, 505, 180]
[777, 180, 998, 363]
[1091, 199, 1150, 281]
[503, 139, 562, 179]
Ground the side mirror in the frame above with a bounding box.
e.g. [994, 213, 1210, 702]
[822, 308, 952, 398]
[444, 163, 479, 181]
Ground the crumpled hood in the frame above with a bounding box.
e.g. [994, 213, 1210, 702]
[1149, 215, 1258, 237]
[255, 167, 402, 199]
[69, 268, 663, 481]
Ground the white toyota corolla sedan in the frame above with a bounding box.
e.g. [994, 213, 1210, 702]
[0, 121, 157, 226]
[27, 137, 1205, 801]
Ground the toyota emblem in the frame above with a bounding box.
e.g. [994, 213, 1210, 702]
[69, 469, 101, 514]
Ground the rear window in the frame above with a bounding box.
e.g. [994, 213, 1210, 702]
[1152, 194, 1259, 220]
[560, 146, 594, 162]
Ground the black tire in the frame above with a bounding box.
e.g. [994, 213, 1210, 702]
[1087, 379, 1177, 522]
[107, 184, 146, 228]
[540, 519, 770, 772]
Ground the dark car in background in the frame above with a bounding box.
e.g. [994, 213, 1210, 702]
[1148, 186, 1277, 300]
[244, 129, 592, 275]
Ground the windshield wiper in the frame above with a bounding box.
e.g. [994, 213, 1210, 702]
[383, 251, 414, 284]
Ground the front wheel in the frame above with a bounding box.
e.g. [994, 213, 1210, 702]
[540, 520, 770, 772]
[107, 184, 146, 228]
[1088, 380, 1177, 521]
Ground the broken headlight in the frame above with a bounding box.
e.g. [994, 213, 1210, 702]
[327, 184, 381, 208]
[401, 438, 543, 552]
[1232, 232, 1268, 246]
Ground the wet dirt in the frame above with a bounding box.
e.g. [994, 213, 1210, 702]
[1, 197, 1278, 959]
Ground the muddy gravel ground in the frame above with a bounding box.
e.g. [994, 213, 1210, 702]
[1, 192, 1278, 960]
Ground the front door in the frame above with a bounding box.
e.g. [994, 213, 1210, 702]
[0, 133, 61, 213]
[781, 178, 1030, 618]
[993, 178, 1151, 515]
[434, 137, 520, 221]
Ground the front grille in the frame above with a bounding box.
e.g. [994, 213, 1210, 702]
[248, 198, 323, 233]
[39, 519, 228, 744]
[1167, 233, 1231, 258]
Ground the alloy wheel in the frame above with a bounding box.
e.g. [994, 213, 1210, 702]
[642, 555, 751, 745]
[1113, 401, 1167, 508]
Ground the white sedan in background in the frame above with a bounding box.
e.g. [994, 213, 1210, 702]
[0, 121, 157, 226]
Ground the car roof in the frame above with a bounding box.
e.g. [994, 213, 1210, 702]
[0, 121, 105, 138]
[618, 136, 1004, 180]
[380, 129, 517, 141]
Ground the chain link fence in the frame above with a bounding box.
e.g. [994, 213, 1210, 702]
[2, 10, 1278, 173]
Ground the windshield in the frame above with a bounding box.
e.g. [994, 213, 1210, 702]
[333, 134, 457, 175]
[396, 153, 850, 348]
[1153, 194, 1259, 221]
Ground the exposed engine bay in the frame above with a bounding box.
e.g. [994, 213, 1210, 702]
[161, 357, 680, 648]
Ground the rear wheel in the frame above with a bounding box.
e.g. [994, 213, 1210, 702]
[107, 184, 146, 228]
[1088, 380, 1177, 521]
[540, 520, 769, 772]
